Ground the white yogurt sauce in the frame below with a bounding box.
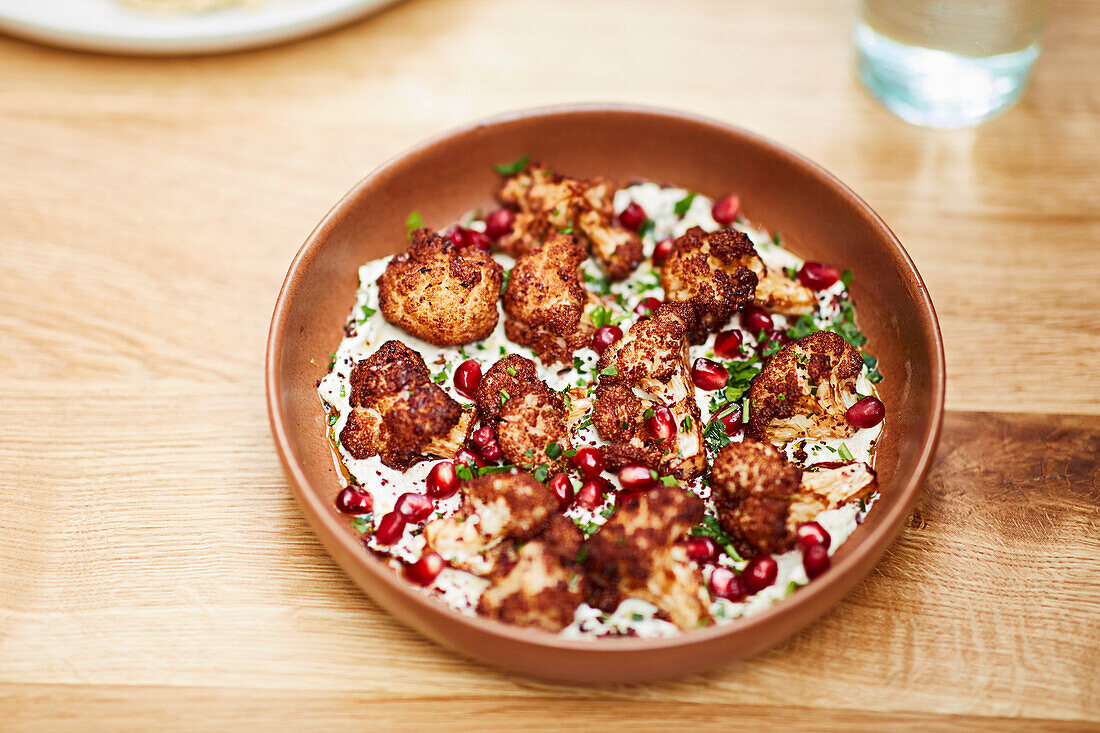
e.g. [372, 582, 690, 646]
[317, 183, 884, 638]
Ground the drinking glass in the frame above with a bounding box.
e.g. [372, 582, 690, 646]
[855, 0, 1050, 128]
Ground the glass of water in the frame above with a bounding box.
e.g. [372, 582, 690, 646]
[855, 0, 1050, 128]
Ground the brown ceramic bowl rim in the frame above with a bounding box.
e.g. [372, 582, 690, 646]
[266, 103, 946, 654]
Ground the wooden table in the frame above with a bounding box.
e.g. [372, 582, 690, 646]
[1, 0, 1096, 729]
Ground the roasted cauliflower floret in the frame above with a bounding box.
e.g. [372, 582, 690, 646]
[502, 234, 594, 366]
[477, 515, 587, 632]
[592, 303, 706, 480]
[789, 462, 877, 529]
[583, 487, 708, 629]
[745, 330, 863, 444]
[497, 390, 572, 471]
[661, 227, 760, 337]
[422, 471, 557, 575]
[377, 228, 503, 346]
[755, 267, 816, 316]
[710, 440, 802, 556]
[498, 164, 642, 280]
[474, 354, 561, 424]
[340, 340, 475, 469]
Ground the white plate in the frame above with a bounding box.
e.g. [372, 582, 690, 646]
[0, 0, 400, 55]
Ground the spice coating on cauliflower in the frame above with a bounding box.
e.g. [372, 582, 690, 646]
[497, 164, 642, 280]
[502, 234, 594, 366]
[710, 440, 802, 556]
[477, 515, 587, 632]
[745, 330, 864, 444]
[377, 228, 503, 346]
[474, 354, 561, 424]
[340, 340, 475, 469]
[497, 390, 573, 471]
[583, 487, 708, 629]
[592, 303, 706, 480]
[423, 471, 558, 575]
[661, 226, 760, 338]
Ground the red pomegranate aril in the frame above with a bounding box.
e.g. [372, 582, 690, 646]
[484, 208, 515, 240]
[743, 555, 779, 594]
[548, 473, 574, 509]
[453, 359, 482, 399]
[713, 329, 743, 359]
[686, 536, 719, 564]
[591, 325, 623, 354]
[708, 567, 747, 601]
[395, 492, 434, 523]
[454, 448, 485, 470]
[405, 551, 444, 586]
[740, 304, 773, 334]
[797, 521, 832, 551]
[646, 406, 676, 443]
[714, 403, 743, 436]
[633, 296, 661, 318]
[757, 329, 792, 354]
[572, 446, 605, 479]
[444, 226, 469, 248]
[335, 486, 372, 514]
[711, 194, 741, 226]
[798, 261, 841, 290]
[374, 511, 406, 545]
[803, 542, 831, 579]
[470, 425, 502, 463]
[846, 396, 886, 429]
[691, 358, 729, 391]
[426, 461, 460, 499]
[575, 478, 609, 509]
[652, 238, 674, 265]
[466, 229, 492, 252]
[618, 464, 657, 491]
[618, 201, 646, 232]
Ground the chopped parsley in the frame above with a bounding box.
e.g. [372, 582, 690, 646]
[673, 191, 697, 216]
[405, 210, 424, 239]
[575, 545, 588, 564]
[500, 268, 512, 296]
[840, 269, 854, 288]
[690, 515, 744, 562]
[493, 155, 529, 175]
[545, 443, 562, 459]
[838, 443, 855, 462]
[327, 412, 338, 426]
[599, 365, 619, 377]
[558, 223, 574, 235]
[350, 514, 373, 533]
[358, 305, 376, 323]
[637, 218, 655, 239]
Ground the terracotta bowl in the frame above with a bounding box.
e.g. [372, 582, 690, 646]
[266, 105, 945, 682]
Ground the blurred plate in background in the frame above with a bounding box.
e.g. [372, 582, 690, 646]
[0, 0, 400, 55]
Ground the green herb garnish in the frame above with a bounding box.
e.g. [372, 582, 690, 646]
[494, 156, 530, 175]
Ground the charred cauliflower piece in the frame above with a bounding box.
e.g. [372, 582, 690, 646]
[340, 340, 475, 469]
[498, 165, 642, 280]
[497, 390, 572, 470]
[789, 462, 877, 529]
[745, 330, 863, 444]
[474, 354, 561, 424]
[377, 228, 503, 346]
[710, 440, 802, 556]
[423, 471, 557, 575]
[592, 303, 706, 480]
[661, 227, 760, 337]
[755, 267, 816, 316]
[584, 487, 708, 629]
[478, 515, 587, 632]
[502, 234, 594, 366]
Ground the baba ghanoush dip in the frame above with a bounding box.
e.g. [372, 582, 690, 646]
[317, 159, 887, 638]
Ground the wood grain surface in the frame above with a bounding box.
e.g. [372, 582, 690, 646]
[0, 0, 1097, 729]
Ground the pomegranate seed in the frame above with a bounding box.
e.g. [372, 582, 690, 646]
[713, 329, 743, 359]
[618, 464, 657, 491]
[740, 304, 773, 334]
[454, 448, 485, 470]
[803, 542, 831, 579]
[618, 202, 646, 232]
[335, 487, 372, 514]
[469, 425, 502, 463]
[713, 403, 743, 436]
[444, 226, 469, 248]
[374, 511, 406, 545]
[711, 194, 740, 225]
[405, 551, 444, 586]
[591, 325, 623, 354]
[652, 238, 674, 265]
[633, 296, 661, 318]
[453, 359, 482, 399]
[646, 406, 676, 443]
[797, 521, 832, 551]
[846, 396, 886, 429]
[484, 208, 515, 240]
[709, 567, 747, 601]
[572, 446, 605, 479]
[395, 492, 434, 523]
[691, 358, 728, 391]
[575, 478, 610, 509]
[466, 229, 492, 252]
[798, 261, 841, 290]
[617, 489, 643, 506]
[426, 461, 460, 499]
[686, 536, 719, 564]
[743, 555, 778, 593]
[757, 329, 792, 355]
[548, 473, 574, 509]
